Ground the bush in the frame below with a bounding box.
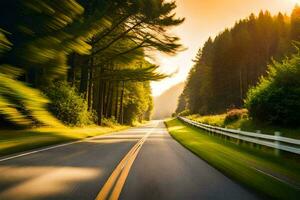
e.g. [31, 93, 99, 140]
[102, 117, 119, 127]
[224, 109, 248, 125]
[245, 53, 300, 126]
[44, 81, 95, 126]
[178, 109, 191, 116]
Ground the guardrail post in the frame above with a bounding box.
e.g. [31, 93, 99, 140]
[254, 130, 261, 149]
[181, 117, 300, 155]
[237, 128, 241, 145]
[274, 131, 281, 156]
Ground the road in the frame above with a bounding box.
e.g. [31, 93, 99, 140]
[0, 121, 259, 200]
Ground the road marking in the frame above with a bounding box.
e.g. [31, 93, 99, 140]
[0, 140, 82, 162]
[251, 167, 300, 190]
[0, 128, 140, 163]
[95, 126, 154, 200]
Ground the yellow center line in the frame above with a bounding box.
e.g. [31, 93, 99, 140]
[95, 125, 155, 200]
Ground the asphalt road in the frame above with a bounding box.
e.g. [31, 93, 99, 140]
[0, 121, 259, 200]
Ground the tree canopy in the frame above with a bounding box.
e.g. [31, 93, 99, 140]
[0, 0, 184, 127]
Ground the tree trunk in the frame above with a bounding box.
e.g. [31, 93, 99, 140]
[119, 81, 125, 124]
[239, 69, 243, 103]
[67, 53, 76, 86]
[106, 82, 114, 118]
[97, 78, 104, 125]
[79, 65, 89, 99]
[92, 69, 100, 117]
[97, 66, 106, 125]
[104, 81, 113, 118]
[87, 57, 94, 111]
[114, 81, 120, 120]
[102, 81, 107, 117]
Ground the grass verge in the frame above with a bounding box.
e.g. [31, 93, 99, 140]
[0, 125, 128, 157]
[165, 118, 300, 199]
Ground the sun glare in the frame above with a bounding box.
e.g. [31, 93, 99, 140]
[289, 0, 300, 4]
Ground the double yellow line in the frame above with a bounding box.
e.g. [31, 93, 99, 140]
[96, 128, 153, 200]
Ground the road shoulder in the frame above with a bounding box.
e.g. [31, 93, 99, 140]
[0, 125, 128, 158]
[165, 118, 300, 200]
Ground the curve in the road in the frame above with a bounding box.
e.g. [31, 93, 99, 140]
[0, 121, 259, 200]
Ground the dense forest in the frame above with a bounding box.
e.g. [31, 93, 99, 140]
[0, 0, 184, 127]
[177, 7, 300, 119]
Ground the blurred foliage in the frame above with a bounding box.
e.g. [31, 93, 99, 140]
[0, 0, 90, 80]
[224, 109, 248, 125]
[0, 27, 61, 127]
[245, 52, 300, 126]
[0, 0, 183, 128]
[0, 0, 89, 127]
[0, 70, 61, 127]
[99, 64, 167, 81]
[44, 81, 95, 126]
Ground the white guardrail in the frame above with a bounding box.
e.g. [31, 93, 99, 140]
[178, 117, 300, 155]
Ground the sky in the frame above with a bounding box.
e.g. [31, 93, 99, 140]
[151, 0, 298, 97]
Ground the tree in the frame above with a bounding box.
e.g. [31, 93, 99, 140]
[177, 11, 294, 116]
[291, 5, 300, 41]
[73, 0, 185, 125]
[0, 0, 184, 127]
[0, 30, 60, 127]
[0, 0, 91, 86]
[245, 52, 300, 126]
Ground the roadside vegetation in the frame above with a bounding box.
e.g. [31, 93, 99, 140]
[176, 7, 300, 137]
[0, 0, 184, 128]
[165, 118, 300, 199]
[245, 52, 300, 127]
[0, 0, 184, 154]
[0, 125, 127, 157]
[172, 7, 300, 197]
[184, 109, 300, 139]
[179, 49, 300, 139]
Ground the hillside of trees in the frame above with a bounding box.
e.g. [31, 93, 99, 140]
[177, 7, 300, 117]
[153, 82, 184, 119]
[0, 0, 184, 128]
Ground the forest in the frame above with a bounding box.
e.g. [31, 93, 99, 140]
[0, 0, 184, 128]
[177, 7, 300, 126]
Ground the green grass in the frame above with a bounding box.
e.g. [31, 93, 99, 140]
[187, 114, 300, 139]
[0, 125, 128, 156]
[165, 118, 300, 199]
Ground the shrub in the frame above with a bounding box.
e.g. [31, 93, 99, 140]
[245, 53, 300, 126]
[188, 114, 226, 127]
[44, 81, 95, 126]
[178, 109, 191, 116]
[102, 117, 119, 127]
[224, 109, 248, 125]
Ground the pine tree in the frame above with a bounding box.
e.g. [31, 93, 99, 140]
[177, 11, 294, 116]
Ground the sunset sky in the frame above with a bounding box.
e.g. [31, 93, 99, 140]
[151, 0, 298, 96]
